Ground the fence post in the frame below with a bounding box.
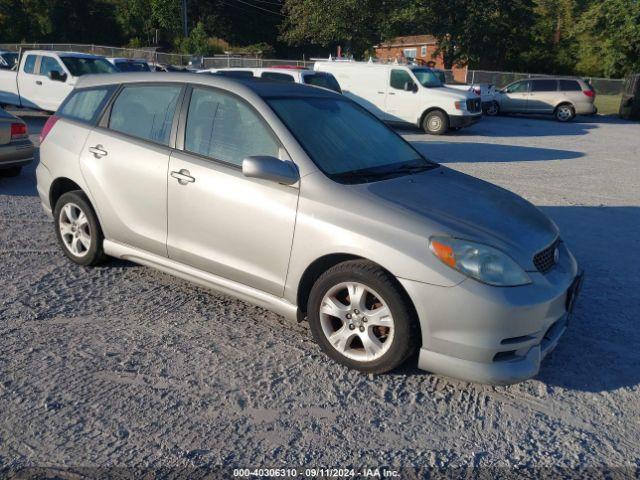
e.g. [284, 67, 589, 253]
[471, 70, 475, 84]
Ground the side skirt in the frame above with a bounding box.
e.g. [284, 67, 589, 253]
[103, 240, 299, 322]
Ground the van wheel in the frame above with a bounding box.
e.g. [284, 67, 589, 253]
[307, 260, 418, 374]
[422, 110, 449, 135]
[54, 191, 107, 266]
[555, 104, 575, 122]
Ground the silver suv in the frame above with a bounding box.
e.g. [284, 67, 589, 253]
[36, 73, 583, 384]
[488, 77, 597, 121]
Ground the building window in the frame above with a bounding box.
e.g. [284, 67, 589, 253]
[421, 46, 427, 57]
[403, 48, 417, 59]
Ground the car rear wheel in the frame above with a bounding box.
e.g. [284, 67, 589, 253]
[422, 110, 449, 135]
[54, 191, 106, 266]
[485, 101, 500, 116]
[307, 260, 418, 373]
[555, 104, 575, 122]
[0, 167, 22, 177]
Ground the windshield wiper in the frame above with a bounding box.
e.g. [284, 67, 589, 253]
[388, 160, 437, 175]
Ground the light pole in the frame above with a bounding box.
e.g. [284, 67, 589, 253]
[182, 0, 188, 37]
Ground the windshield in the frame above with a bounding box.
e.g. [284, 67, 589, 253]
[303, 73, 342, 93]
[268, 97, 434, 182]
[115, 61, 150, 72]
[0, 52, 18, 68]
[60, 57, 118, 76]
[412, 68, 443, 88]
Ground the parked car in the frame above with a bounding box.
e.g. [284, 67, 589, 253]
[106, 57, 151, 72]
[36, 73, 582, 384]
[619, 73, 640, 120]
[150, 63, 189, 72]
[314, 61, 481, 134]
[430, 68, 497, 111]
[0, 108, 34, 176]
[0, 50, 18, 70]
[0, 51, 118, 112]
[198, 67, 342, 93]
[487, 77, 596, 121]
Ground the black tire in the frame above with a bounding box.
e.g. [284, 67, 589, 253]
[53, 190, 107, 266]
[0, 166, 22, 177]
[307, 260, 419, 374]
[555, 103, 575, 122]
[485, 101, 500, 116]
[422, 110, 449, 135]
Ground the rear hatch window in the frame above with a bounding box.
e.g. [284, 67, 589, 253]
[303, 73, 342, 93]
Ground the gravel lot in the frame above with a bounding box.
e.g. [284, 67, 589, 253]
[1, 113, 639, 477]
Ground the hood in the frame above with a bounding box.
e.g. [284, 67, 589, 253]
[432, 86, 476, 100]
[358, 166, 558, 269]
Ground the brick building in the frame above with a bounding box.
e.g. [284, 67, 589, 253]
[374, 35, 468, 83]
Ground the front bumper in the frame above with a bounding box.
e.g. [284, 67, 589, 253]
[400, 243, 581, 384]
[0, 139, 34, 168]
[449, 113, 482, 128]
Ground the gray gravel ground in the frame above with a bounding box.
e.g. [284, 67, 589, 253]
[0, 113, 639, 477]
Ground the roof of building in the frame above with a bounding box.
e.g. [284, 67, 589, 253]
[375, 35, 437, 48]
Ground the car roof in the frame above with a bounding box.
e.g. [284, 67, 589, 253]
[23, 50, 106, 59]
[75, 72, 341, 99]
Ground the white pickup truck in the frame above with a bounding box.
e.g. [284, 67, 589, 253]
[0, 51, 117, 112]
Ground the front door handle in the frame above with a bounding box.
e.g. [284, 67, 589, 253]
[170, 169, 195, 185]
[88, 145, 108, 158]
[36, 80, 42, 85]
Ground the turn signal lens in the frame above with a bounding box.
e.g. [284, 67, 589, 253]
[430, 240, 456, 267]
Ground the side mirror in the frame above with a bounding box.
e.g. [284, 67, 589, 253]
[242, 156, 299, 185]
[404, 81, 417, 92]
[49, 70, 67, 82]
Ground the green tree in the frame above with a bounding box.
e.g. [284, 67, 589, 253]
[280, 0, 387, 57]
[576, 0, 640, 77]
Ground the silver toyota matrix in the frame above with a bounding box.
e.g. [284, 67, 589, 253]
[36, 73, 583, 384]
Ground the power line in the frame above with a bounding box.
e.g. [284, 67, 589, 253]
[248, 0, 283, 5]
[224, 0, 283, 16]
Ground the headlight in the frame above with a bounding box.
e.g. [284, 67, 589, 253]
[429, 236, 531, 286]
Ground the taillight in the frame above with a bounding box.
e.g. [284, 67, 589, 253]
[583, 90, 595, 97]
[10, 123, 28, 140]
[40, 115, 60, 144]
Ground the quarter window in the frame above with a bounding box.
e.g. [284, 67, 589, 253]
[390, 69, 413, 90]
[531, 79, 558, 92]
[109, 85, 181, 145]
[559, 80, 582, 91]
[39, 56, 63, 76]
[59, 87, 113, 123]
[184, 87, 280, 167]
[23, 55, 37, 74]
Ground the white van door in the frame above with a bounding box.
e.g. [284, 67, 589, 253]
[334, 66, 390, 120]
[386, 68, 420, 123]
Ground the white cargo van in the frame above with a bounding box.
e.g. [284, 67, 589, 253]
[314, 61, 481, 134]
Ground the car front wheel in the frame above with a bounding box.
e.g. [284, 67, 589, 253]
[307, 260, 418, 373]
[54, 191, 106, 266]
[485, 101, 500, 116]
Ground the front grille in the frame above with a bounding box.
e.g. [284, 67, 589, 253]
[466, 98, 481, 113]
[533, 240, 559, 274]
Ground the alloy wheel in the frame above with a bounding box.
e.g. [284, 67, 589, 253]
[58, 202, 92, 258]
[319, 282, 395, 361]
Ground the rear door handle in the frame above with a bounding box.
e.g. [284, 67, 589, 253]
[377, 91, 385, 94]
[35, 80, 42, 85]
[88, 145, 108, 158]
[170, 169, 195, 185]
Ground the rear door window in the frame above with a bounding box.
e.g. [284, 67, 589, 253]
[260, 72, 295, 82]
[23, 55, 37, 74]
[559, 80, 582, 91]
[531, 79, 558, 92]
[59, 87, 115, 123]
[184, 87, 280, 166]
[108, 85, 182, 145]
